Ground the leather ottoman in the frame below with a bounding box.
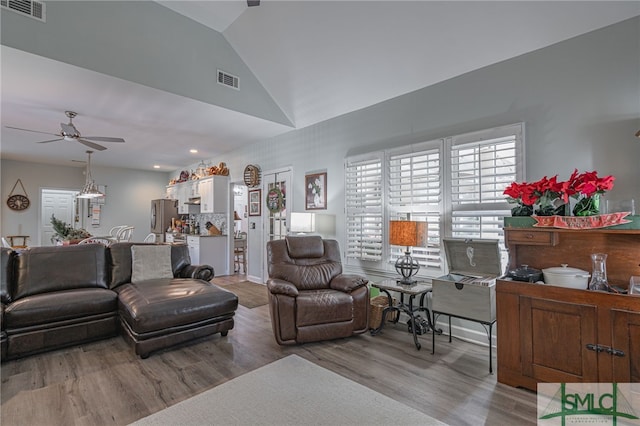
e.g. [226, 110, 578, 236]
[116, 278, 238, 358]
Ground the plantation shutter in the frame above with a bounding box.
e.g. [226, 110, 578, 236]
[345, 154, 383, 262]
[449, 123, 524, 266]
[387, 142, 443, 273]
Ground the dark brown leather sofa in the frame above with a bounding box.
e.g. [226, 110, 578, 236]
[0, 243, 237, 361]
[266, 235, 369, 345]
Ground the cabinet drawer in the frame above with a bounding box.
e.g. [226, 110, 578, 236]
[432, 278, 496, 323]
[506, 230, 557, 246]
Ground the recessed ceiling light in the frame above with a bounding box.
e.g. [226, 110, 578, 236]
[190, 149, 198, 154]
[153, 165, 160, 169]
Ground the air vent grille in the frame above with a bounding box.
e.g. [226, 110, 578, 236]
[1, 0, 46, 22]
[217, 70, 239, 90]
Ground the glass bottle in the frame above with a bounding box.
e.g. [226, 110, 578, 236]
[589, 253, 609, 291]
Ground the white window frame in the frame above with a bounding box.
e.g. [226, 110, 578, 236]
[344, 123, 525, 278]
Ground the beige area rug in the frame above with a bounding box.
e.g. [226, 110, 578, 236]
[130, 354, 446, 426]
[221, 281, 269, 308]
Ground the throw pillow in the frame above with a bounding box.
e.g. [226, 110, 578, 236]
[131, 245, 173, 283]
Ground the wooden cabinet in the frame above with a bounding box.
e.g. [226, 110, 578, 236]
[497, 227, 640, 391]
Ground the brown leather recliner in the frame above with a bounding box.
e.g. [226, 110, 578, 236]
[266, 236, 369, 345]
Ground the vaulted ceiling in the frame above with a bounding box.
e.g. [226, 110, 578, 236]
[1, 1, 638, 171]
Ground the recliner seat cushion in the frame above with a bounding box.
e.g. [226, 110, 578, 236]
[117, 279, 238, 334]
[5, 288, 117, 329]
[296, 289, 353, 327]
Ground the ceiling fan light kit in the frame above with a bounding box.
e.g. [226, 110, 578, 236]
[77, 150, 104, 199]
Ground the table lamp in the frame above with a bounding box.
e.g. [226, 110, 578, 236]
[289, 212, 315, 234]
[389, 220, 427, 285]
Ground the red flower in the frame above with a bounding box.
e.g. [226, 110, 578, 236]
[568, 170, 615, 197]
[504, 181, 538, 206]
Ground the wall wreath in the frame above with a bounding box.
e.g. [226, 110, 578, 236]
[266, 187, 284, 214]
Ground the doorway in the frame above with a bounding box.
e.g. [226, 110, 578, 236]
[232, 183, 248, 274]
[261, 168, 292, 281]
[40, 189, 82, 246]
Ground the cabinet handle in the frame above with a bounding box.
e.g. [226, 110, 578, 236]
[586, 343, 605, 352]
[607, 347, 625, 357]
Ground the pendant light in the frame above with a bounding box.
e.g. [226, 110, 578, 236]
[77, 150, 104, 199]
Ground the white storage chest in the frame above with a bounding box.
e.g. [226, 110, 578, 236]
[431, 238, 502, 323]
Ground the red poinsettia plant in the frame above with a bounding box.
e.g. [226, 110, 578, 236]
[504, 169, 615, 217]
[566, 169, 615, 216]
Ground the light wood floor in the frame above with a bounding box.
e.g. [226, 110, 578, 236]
[1, 274, 537, 425]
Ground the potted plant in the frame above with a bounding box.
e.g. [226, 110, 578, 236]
[50, 215, 91, 245]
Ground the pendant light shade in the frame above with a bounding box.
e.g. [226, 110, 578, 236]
[77, 151, 104, 199]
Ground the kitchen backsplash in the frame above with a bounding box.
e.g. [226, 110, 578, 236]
[193, 213, 227, 235]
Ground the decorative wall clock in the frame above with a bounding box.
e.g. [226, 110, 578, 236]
[7, 179, 30, 211]
[243, 164, 261, 187]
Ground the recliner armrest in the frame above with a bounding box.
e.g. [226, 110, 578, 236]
[267, 278, 299, 297]
[177, 264, 214, 281]
[330, 274, 369, 292]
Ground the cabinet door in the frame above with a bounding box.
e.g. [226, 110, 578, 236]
[187, 236, 200, 264]
[166, 186, 176, 200]
[611, 309, 640, 382]
[199, 178, 214, 213]
[520, 296, 599, 383]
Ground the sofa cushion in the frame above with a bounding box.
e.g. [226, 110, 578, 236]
[14, 245, 108, 300]
[117, 279, 238, 334]
[5, 288, 117, 329]
[131, 245, 173, 283]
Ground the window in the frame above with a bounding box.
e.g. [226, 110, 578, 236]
[345, 153, 383, 262]
[344, 123, 524, 277]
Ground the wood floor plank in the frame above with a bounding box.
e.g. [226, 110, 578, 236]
[1, 274, 538, 425]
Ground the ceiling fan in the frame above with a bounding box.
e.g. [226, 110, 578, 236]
[5, 110, 125, 151]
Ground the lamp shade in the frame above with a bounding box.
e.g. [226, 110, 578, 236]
[234, 210, 241, 220]
[389, 221, 427, 247]
[290, 212, 315, 233]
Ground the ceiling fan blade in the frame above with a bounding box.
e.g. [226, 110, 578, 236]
[82, 136, 125, 143]
[77, 138, 107, 151]
[37, 138, 64, 144]
[5, 126, 60, 136]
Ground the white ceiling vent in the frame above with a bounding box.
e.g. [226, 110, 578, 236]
[1, 0, 46, 22]
[217, 69, 239, 90]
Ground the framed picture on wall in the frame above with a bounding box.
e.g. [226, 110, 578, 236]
[248, 189, 262, 216]
[305, 172, 327, 210]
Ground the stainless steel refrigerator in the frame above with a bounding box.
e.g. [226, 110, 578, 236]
[151, 199, 178, 242]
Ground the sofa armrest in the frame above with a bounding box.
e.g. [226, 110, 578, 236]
[177, 264, 214, 281]
[330, 274, 369, 293]
[267, 278, 299, 297]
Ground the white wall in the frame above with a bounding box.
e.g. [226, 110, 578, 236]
[210, 17, 640, 283]
[1, 160, 170, 244]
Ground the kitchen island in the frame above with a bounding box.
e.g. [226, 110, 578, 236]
[166, 233, 229, 277]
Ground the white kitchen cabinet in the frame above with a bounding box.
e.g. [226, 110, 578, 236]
[187, 235, 200, 264]
[187, 235, 228, 276]
[198, 176, 228, 213]
[177, 183, 191, 214]
[166, 185, 177, 200]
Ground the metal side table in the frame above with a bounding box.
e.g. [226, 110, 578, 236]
[370, 279, 442, 350]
